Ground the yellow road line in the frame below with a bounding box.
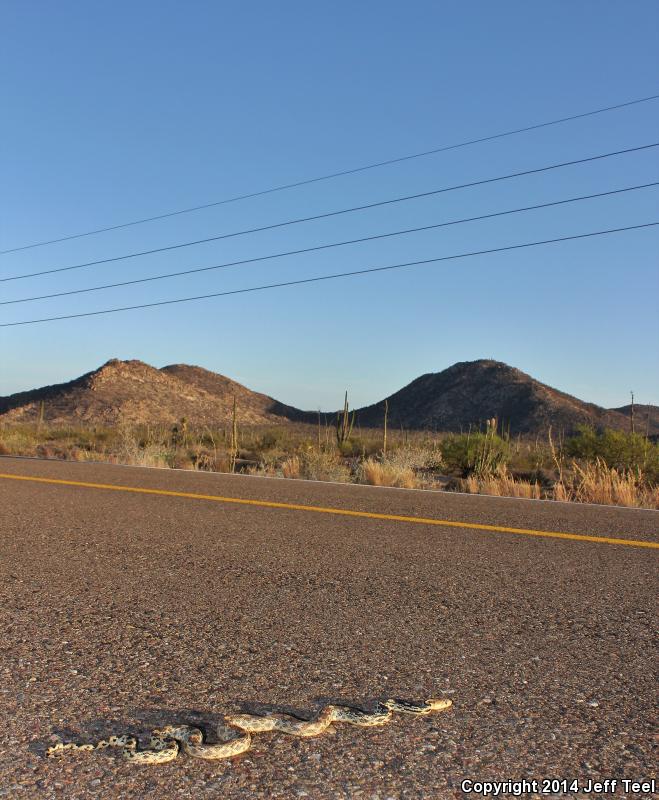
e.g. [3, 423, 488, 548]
[0, 472, 657, 549]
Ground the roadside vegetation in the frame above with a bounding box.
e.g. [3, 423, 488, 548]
[1, 409, 657, 509]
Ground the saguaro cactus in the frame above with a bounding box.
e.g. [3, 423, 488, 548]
[336, 391, 355, 448]
[229, 395, 238, 473]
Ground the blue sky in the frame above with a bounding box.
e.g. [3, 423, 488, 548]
[1, 1, 657, 411]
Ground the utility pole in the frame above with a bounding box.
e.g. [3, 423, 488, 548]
[630, 391, 635, 435]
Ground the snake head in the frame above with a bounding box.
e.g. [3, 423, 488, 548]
[382, 698, 453, 714]
[425, 698, 453, 711]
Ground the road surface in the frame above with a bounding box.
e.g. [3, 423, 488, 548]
[0, 457, 657, 799]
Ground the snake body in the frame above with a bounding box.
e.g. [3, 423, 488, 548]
[47, 697, 452, 765]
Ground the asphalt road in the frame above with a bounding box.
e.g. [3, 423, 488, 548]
[0, 457, 657, 799]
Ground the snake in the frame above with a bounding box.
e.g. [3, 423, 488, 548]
[46, 697, 452, 765]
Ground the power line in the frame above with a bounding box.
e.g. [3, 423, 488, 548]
[2, 92, 658, 256]
[3, 182, 656, 306]
[4, 142, 657, 284]
[2, 221, 656, 327]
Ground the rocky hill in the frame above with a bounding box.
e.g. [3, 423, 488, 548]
[160, 364, 309, 423]
[0, 359, 303, 427]
[354, 360, 657, 436]
[1, 357, 654, 436]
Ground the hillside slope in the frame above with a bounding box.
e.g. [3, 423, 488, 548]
[161, 363, 310, 422]
[0, 359, 303, 426]
[354, 360, 650, 435]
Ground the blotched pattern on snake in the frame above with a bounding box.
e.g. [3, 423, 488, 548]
[47, 698, 453, 764]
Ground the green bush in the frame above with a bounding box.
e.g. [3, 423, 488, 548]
[257, 431, 280, 450]
[440, 430, 509, 477]
[336, 437, 363, 457]
[565, 427, 658, 481]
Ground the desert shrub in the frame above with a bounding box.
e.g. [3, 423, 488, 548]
[336, 437, 363, 457]
[190, 450, 216, 471]
[129, 446, 170, 468]
[0, 425, 44, 456]
[276, 451, 349, 482]
[440, 429, 509, 477]
[257, 431, 281, 450]
[244, 453, 281, 477]
[68, 446, 92, 462]
[385, 445, 443, 471]
[115, 426, 171, 468]
[299, 450, 350, 482]
[564, 427, 658, 480]
[358, 458, 418, 489]
[36, 444, 60, 459]
[166, 452, 195, 470]
[355, 446, 443, 490]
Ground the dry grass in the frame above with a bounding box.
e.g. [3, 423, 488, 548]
[251, 450, 351, 482]
[280, 455, 301, 479]
[358, 458, 418, 489]
[459, 470, 541, 499]
[383, 445, 443, 471]
[356, 446, 444, 489]
[459, 461, 658, 508]
[552, 481, 571, 503]
[117, 439, 170, 469]
[297, 450, 351, 482]
[554, 459, 659, 509]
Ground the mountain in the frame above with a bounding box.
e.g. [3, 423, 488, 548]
[160, 364, 309, 422]
[0, 359, 304, 427]
[1, 358, 654, 436]
[354, 360, 657, 436]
